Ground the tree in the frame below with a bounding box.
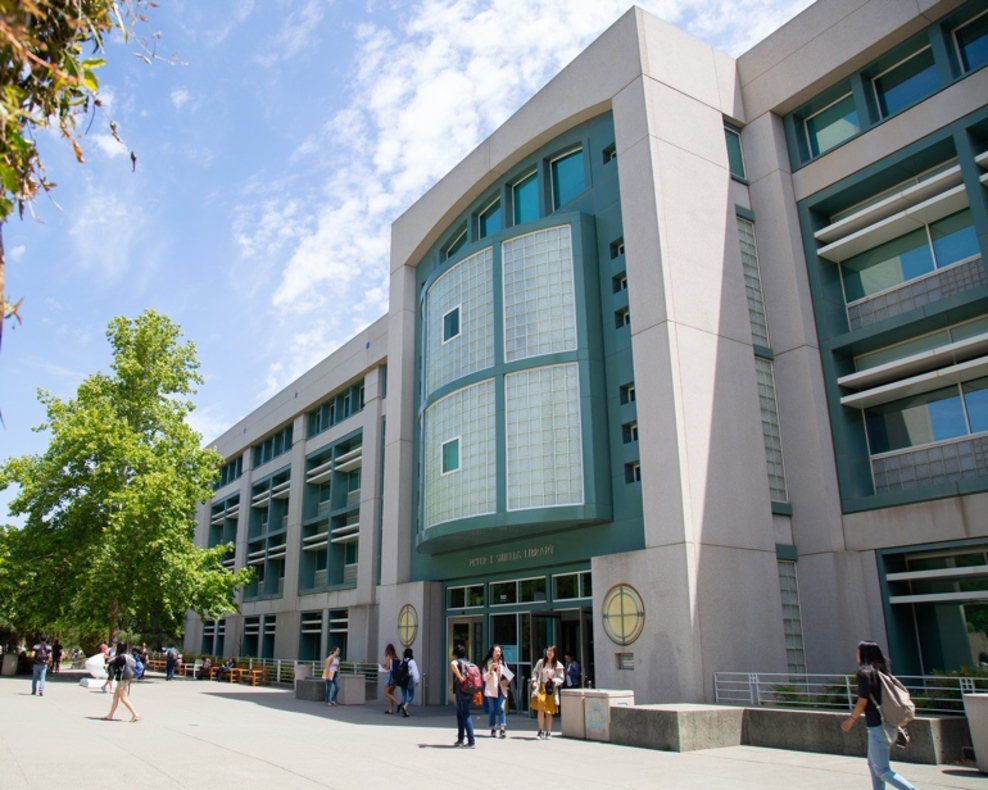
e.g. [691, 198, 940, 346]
[0, 309, 251, 641]
[0, 0, 160, 351]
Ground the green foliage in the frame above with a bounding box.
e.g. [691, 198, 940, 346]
[0, 310, 252, 641]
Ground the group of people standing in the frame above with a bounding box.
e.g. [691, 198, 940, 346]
[321, 643, 422, 715]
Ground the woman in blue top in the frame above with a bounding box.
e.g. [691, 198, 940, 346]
[840, 641, 918, 790]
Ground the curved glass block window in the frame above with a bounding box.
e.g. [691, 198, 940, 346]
[443, 306, 460, 343]
[502, 226, 577, 362]
[551, 149, 585, 209]
[865, 384, 967, 453]
[805, 93, 859, 157]
[426, 247, 494, 394]
[423, 379, 496, 528]
[513, 172, 538, 225]
[479, 198, 502, 238]
[505, 363, 584, 510]
[840, 209, 977, 302]
[441, 437, 460, 474]
[955, 10, 988, 73]
[725, 126, 746, 179]
[873, 47, 938, 118]
[755, 358, 788, 502]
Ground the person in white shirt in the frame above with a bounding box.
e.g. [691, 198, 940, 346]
[398, 647, 421, 717]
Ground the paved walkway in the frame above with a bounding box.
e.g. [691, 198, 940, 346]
[1, 671, 984, 789]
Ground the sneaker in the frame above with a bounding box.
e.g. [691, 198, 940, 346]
[545, 731, 551, 739]
[402, 706, 409, 718]
[453, 741, 464, 748]
[464, 743, 475, 749]
[499, 729, 506, 739]
[38, 691, 43, 697]
[537, 730, 544, 739]
[491, 728, 497, 737]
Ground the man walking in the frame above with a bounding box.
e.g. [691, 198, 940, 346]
[31, 635, 51, 696]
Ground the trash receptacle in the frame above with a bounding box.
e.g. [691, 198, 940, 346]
[964, 693, 988, 774]
[584, 689, 635, 742]
[560, 688, 587, 739]
[1, 653, 17, 677]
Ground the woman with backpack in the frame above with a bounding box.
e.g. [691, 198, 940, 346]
[482, 644, 508, 738]
[382, 643, 401, 714]
[530, 645, 564, 740]
[101, 642, 140, 723]
[397, 647, 420, 717]
[450, 643, 477, 748]
[840, 641, 918, 790]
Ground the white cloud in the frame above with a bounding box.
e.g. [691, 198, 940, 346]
[251, 0, 815, 395]
[171, 87, 191, 110]
[89, 133, 128, 159]
[188, 402, 238, 445]
[8, 244, 26, 262]
[68, 187, 146, 280]
[254, 0, 326, 67]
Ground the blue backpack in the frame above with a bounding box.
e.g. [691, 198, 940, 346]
[133, 655, 145, 679]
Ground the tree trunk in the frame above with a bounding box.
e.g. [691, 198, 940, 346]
[108, 597, 119, 646]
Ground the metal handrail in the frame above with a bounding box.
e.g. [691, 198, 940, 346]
[713, 671, 988, 716]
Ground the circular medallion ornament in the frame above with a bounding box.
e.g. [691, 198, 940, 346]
[397, 604, 418, 647]
[601, 584, 645, 646]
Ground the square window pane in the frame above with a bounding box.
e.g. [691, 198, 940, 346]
[442, 438, 460, 474]
[551, 150, 585, 209]
[519, 577, 547, 603]
[874, 48, 938, 117]
[467, 585, 485, 607]
[443, 307, 460, 342]
[513, 172, 538, 224]
[931, 209, 978, 267]
[448, 587, 466, 608]
[805, 94, 859, 157]
[491, 581, 517, 605]
[554, 574, 579, 600]
[957, 11, 988, 73]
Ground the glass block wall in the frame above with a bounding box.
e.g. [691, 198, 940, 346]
[426, 247, 495, 394]
[423, 378, 497, 528]
[505, 363, 585, 510]
[503, 226, 578, 362]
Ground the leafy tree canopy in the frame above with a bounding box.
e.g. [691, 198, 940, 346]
[0, 309, 250, 641]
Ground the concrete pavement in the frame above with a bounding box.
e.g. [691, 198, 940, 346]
[1, 670, 984, 789]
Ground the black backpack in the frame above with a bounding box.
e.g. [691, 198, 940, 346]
[33, 644, 50, 665]
[392, 658, 411, 688]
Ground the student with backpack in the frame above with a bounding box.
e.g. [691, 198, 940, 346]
[840, 640, 918, 790]
[101, 642, 140, 723]
[396, 647, 420, 717]
[450, 643, 479, 747]
[30, 635, 51, 697]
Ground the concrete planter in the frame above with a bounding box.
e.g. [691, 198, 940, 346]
[1, 653, 17, 677]
[963, 693, 988, 774]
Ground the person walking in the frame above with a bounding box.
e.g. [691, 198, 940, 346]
[382, 643, 401, 714]
[323, 646, 341, 706]
[482, 644, 508, 738]
[564, 652, 581, 688]
[165, 645, 180, 681]
[530, 645, 564, 739]
[100, 642, 116, 694]
[51, 639, 63, 674]
[450, 643, 476, 748]
[101, 642, 140, 723]
[840, 640, 919, 790]
[30, 635, 51, 696]
[398, 647, 420, 717]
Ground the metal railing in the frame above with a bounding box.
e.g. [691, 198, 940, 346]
[714, 672, 988, 716]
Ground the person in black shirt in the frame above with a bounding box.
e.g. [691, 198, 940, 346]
[101, 642, 140, 723]
[840, 641, 917, 790]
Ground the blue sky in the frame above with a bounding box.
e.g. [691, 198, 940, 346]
[0, 0, 814, 523]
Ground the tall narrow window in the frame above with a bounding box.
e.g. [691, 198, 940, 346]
[756, 358, 788, 503]
[551, 149, 585, 209]
[725, 126, 746, 180]
[778, 561, 807, 674]
[479, 198, 502, 238]
[443, 306, 461, 343]
[737, 217, 770, 347]
[513, 172, 538, 225]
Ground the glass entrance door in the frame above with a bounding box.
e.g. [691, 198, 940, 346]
[446, 615, 484, 704]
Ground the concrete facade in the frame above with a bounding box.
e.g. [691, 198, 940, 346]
[188, 0, 988, 704]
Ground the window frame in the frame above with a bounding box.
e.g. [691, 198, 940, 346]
[550, 147, 586, 210]
[803, 91, 860, 158]
[725, 125, 746, 180]
[442, 305, 461, 344]
[441, 436, 461, 475]
[954, 8, 988, 74]
[871, 44, 938, 119]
